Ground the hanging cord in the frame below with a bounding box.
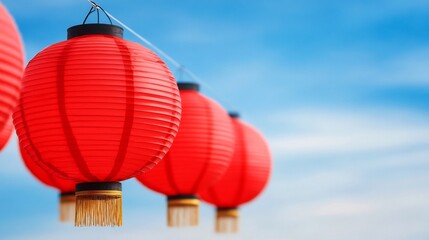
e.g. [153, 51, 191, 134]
[84, 0, 237, 111]
[103, 10, 182, 69]
[176, 65, 185, 82]
[83, 0, 112, 24]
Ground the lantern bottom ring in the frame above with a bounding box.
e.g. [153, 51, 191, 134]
[59, 192, 76, 223]
[60, 192, 76, 202]
[167, 195, 200, 207]
[166, 195, 200, 227]
[216, 207, 239, 234]
[217, 207, 239, 217]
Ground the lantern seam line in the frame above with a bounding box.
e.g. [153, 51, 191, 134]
[165, 148, 182, 195]
[232, 120, 248, 205]
[56, 40, 99, 182]
[17, 106, 71, 180]
[104, 37, 135, 181]
[190, 98, 214, 193]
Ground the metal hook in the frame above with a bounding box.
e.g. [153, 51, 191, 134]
[87, 0, 100, 9]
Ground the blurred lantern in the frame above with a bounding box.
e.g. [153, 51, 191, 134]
[13, 22, 181, 227]
[0, 118, 13, 151]
[0, 3, 24, 130]
[199, 113, 272, 233]
[137, 82, 235, 227]
[20, 146, 76, 222]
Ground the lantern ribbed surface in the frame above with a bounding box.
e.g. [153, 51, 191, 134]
[137, 83, 234, 227]
[20, 145, 75, 193]
[0, 3, 24, 130]
[0, 118, 13, 151]
[13, 26, 181, 183]
[200, 117, 272, 208]
[137, 84, 235, 196]
[14, 24, 181, 227]
[199, 117, 271, 233]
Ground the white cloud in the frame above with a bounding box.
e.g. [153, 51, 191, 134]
[379, 48, 429, 85]
[314, 200, 374, 217]
[261, 153, 429, 240]
[269, 108, 429, 158]
[254, 107, 429, 239]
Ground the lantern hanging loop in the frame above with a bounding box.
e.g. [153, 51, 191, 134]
[83, 0, 112, 25]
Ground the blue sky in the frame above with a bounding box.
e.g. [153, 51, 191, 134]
[1, 0, 429, 239]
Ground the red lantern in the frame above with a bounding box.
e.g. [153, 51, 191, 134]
[20, 145, 76, 222]
[0, 3, 24, 129]
[13, 24, 181, 227]
[137, 82, 235, 227]
[0, 118, 13, 151]
[199, 113, 272, 233]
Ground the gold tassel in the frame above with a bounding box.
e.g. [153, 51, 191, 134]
[216, 208, 239, 234]
[59, 193, 76, 223]
[167, 196, 200, 227]
[74, 182, 122, 227]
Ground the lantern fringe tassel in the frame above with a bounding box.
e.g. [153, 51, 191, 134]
[216, 208, 239, 234]
[59, 193, 76, 223]
[75, 190, 122, 227]
[167, 198, 200, 227]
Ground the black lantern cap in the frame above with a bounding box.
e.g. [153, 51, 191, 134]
[67, 24, 124, 39]
[178, 82, 200, 91]
[76, 182, 122, 192]
[60, 192, 75, 197]
[167, 195, 199, 200]
[217, 207, 239, 211]
[229, 112, 240, 119]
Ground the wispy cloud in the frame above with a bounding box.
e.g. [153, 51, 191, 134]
[313, 199, 374, 217]
[268, 108, 429, 158]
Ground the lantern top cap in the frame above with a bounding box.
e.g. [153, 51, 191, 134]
[229, 112, 240, 119]
[178, 82, 200, 92]
[67, 24, 124, 39]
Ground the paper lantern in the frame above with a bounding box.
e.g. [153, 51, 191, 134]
[20, 145, 76, 222]
[13, 24, 181, 227]
[137, 82, 235, 227]
[0, 3, 24, 129]
[199, 113, 272, 233]
[0, 118, 13, 151]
